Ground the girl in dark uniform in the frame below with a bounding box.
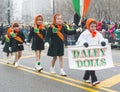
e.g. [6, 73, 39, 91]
[9, 23, 25, 67]
[27, 15, 46, 72]
[45, 14, 80, 76]
[1, 31, 12, 63]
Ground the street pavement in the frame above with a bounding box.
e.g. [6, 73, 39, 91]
[0, 45, 120, 92]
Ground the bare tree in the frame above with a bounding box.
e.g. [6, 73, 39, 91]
[55, 0, 74, 23]
[87, 0, 120, 22]
[55, 0, 120, 22]
[0, 0, 13, 24]
[0, 0, 8, 23]
[22, 14, 33, 24]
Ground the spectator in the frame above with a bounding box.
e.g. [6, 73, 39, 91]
[0, 23, 5, 40]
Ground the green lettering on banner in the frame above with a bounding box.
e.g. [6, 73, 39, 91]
[95, 59, 99, 66]
[77, 51, 80, 58]
[88, 49, 90, 57]
[100, 58, 106, 66]
[73, 50, 76, 58]
[83, 60, 91, 67]
[82, 50, 87, 57]
[94, 49, 97, 56]
[91, 59, 98, 67]
[76, 58, 107, 68]
[100, 49, 105, 56]
[73, 50, 79, 58]
[76, 60, 83, 68]
[89, 59, 94, 66]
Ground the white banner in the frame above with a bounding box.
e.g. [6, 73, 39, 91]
[68, 44, 114, 70]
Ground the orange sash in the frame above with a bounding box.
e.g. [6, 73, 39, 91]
[36, 33, 44, 40]
[9, 28, 23, 43]
[56, 31, 64, 41]
[14, 36, 23, 43]
[51, 25, 64, 41]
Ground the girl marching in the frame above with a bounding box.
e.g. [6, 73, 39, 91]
[27, 15, 46, 72]
[45, 13, 81, 76]
[1, 29, 13, 63]
[76, 18, 108, 86]
[9, 23, 25, 67]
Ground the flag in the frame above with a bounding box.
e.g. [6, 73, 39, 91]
[72, 0, 90, 17]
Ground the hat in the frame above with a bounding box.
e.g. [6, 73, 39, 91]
[86, 18, 97, 29]
[34, 15, 43, 25]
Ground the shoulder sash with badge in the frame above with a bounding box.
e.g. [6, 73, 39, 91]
[10, 29, 23, 43]
[34, 25, 44, 40]
[51, 25, 64, 41]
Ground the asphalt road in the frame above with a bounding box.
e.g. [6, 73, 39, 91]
[0, 45, 120, 92]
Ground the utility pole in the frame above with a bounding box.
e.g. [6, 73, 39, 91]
[53, 0, 55, 14]
[51, 0, 55, 15]
[8, 0, 10, 25]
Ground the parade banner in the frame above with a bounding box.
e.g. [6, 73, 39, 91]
[68, 44, 114, 70]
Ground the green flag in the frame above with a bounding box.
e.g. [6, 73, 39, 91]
[72, 0, 90, 17]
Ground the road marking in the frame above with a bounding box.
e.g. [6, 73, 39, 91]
[21, 55, 35, 59]
[21, 53, 67, 59]
[99, 74, 120, 87]
[20, 53, 47, 59]
[19, 64, 117, 92]
[0, 60, 117, 92]
[114, 62, 120, 66]
[19, 54, 120, 91]
[0, 61, 99, 92]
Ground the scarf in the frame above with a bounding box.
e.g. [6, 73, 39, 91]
[51, 24, 64, 41]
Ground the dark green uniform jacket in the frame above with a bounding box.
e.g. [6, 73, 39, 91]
[45, 25, 76, 56]
[10, 30, 25, 52]
[1, 37, 10, 53]
[28, 27, 46, 50]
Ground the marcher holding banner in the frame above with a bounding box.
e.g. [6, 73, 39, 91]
[9, 23, 25, 67]
[76, 18, 108, 86]
[27, 15, 46, 72]
[45, 14, 81, 76]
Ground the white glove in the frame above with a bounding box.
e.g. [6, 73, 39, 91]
[26, 42, 30, 46]
[72, 23, 75, 26]
[9, 47, 12, 51]
[25, 39, 27, 42]
[76, 27, 82, 32]
[44, 42, 49, 48]
[115, 41, 118, 45]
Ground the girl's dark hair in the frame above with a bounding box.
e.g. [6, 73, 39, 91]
[90, 21, 97, 25]
[13, 23, 19, 27]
